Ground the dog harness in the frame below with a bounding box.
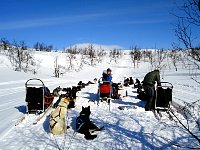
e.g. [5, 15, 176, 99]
[50, 108, 62, 130]
[50, 102, 68, 130]
[76, 114, 86, 131]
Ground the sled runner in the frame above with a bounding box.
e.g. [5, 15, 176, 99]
[118, 105, 137, 110]
[155, 82, 173, 111]
[25, 78, 54, 114]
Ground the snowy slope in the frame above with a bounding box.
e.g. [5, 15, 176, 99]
[0, 51, 199, 150]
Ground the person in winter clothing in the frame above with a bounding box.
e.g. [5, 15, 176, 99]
[142, 70, 161, 111]
[102, 68, 112, 82]
[101, 68, 120, 99]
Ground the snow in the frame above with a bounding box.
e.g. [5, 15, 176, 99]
[0, 50, 199, 149]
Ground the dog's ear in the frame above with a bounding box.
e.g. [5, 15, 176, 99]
[82, 106, 84, 110]
[88, 106, 90, 110]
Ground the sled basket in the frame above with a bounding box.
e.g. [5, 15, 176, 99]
[98, 79, 112, 99]
[25, 78, 54, 114]
[155, 82, 173, 110]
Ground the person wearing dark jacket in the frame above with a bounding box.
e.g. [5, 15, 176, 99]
[142, 70, 161, 111]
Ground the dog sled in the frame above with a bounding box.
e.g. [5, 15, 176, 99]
[97, 78, 112, 110]
[155, 82, 173, 111]
[98, 78, 112, 102]
[25, 78, 54, 114]
[152, 82, 173, 120]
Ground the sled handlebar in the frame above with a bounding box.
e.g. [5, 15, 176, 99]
[25, 78, 45, 87]
[157, 82, 173, 89]
[98, 77, 103, 83]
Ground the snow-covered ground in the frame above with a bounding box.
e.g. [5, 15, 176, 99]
[0, 51, 199, 150]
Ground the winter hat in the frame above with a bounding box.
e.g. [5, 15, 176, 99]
[107, 68, 112, 72]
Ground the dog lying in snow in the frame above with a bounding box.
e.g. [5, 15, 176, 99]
[123, 77, 134, 87]
[123, 78, 130, 87]
[134, 78, 142, 89]
[78, 80, 95, 88]
[94, 78, 98, 83]
[76, 106, 103, 140]
[137, 90, 148, 101]
[49, 97, 70, 135]
[129, 77, 134, 85]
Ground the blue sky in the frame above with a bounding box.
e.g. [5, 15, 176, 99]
[0, 0, 182, 49]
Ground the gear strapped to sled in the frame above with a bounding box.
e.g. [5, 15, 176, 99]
[97, 78, 112, 110]
[25, 78, 54, 114]
[155, 82, 173, 111]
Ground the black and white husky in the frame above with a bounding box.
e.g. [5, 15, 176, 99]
[76, 106, 103, 140]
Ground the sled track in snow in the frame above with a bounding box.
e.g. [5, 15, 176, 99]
[2, 83, 100, 149]
[0, 87, 24, 97]
[0, 80, 27, 86]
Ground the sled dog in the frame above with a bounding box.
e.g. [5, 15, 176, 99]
[76, 106, 103, 140]
[52, 86, 62, 97]
[49, 97, 70, 135]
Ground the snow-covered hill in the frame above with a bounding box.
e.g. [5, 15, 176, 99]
[0, 50, 199, 149]
[65, 43, 123, 51]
